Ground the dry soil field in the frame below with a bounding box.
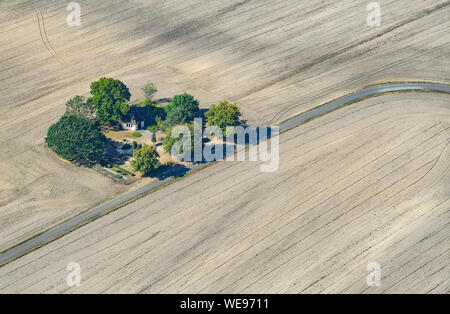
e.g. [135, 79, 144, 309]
[0, 0, 449, 287]
[0, 93, 448, 293]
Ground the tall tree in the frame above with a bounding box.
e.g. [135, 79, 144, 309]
[45, 115, 107, 166]
[141, 82, 158, 102]
[205, 100, 245, 134]
[88, 77, 131, 125]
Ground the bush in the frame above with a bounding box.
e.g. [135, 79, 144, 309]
[205, 100, 245, 134]
[132, 141, 138, 149]
[132, 131, 142, 137]
[163, 123, 196, 160]
[46, 115, 107, 166]
[131, 144, 160, 174]
[165, 93, 199, 127]
[87, 77, 131, 126]
[151, 132, 157, 143]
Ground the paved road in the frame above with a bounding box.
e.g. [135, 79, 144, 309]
[0, 82, 449, 267]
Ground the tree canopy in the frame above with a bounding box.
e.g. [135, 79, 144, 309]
[64, 95, 96, 120]
[130, 144, 160, 174]
[45, 115, 107, 166]
[205, 100, 245, 134]
[165, 93, 199, 127]
[88, 77, 131, 125]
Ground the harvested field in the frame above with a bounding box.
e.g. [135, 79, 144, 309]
[0, 0, 449, 279]
[0, 93, 448, 293]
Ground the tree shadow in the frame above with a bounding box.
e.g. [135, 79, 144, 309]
[202, 126, 276, 162]
[154, 97, 172, 105]
[224, 126, 273, 146]
[198, 108, 209, 120]
[104, 139, 133, 166]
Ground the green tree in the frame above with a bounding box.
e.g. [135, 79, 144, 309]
[162, 128, 177, 154]
[88, 77, 131, 125]
[64, 95, 96, 120]
[148, 104, 166, 127]
[141, 82, 158, 102]
[165, 93, 199, 127]
[138, 99, 166, 128]
[205, 100, 245, 134]
[130, 144, 160, 174]
[45, 115, 107, 166]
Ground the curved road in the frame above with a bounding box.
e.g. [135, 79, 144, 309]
[279, 82, 450, 132]
[0, 82, 449, 267]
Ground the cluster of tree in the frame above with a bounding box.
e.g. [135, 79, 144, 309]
[47, 76, 246, 173]
[162, 99, 245, 159]
[140, 89, 244, 146]
[47, 77, 133, 166]
[47, 77, 164, 172]
[63, 78, 132, 125]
